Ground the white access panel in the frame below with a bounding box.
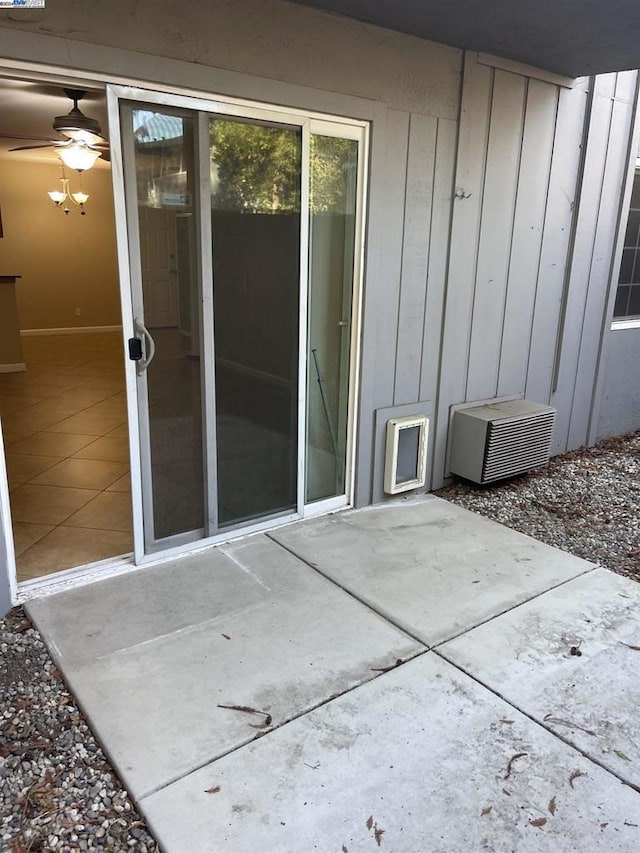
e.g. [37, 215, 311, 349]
[384, 415, 429, 494]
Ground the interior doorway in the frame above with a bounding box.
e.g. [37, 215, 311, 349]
[0, 75, 132, 583]
[0, 70, 367, 595]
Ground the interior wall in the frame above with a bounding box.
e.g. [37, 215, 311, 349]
[0, 158, 120, 330]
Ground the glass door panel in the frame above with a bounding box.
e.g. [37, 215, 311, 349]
[125, 106, 205, 547]
[115, 84, 365, 559]
[208, 118, 302, 527]
[306, 134, 359, 502]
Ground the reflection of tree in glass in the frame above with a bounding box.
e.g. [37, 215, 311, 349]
[210, 122, 300, 213]
[210, 122, 355, 213]
[310, 135, 356, 214]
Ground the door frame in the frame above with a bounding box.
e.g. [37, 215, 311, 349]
[109, 83, 368, 564]
[0, 60, 368, 606]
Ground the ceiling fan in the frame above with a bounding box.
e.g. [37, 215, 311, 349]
[2, 88, 110, 168]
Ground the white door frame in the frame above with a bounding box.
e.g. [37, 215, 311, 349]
[0, 421, 18, 615]
[109, 83, 368, 565]
[0, 60, 368, 600]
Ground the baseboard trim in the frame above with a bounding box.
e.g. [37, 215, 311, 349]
[0, 362, 26, 373]
[20, 325, 122, 336]
[216, 356, 290, 389]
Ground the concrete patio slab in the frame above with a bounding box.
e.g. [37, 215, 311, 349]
[141, 653, 640, 853]
[440, 568, 640, 791]
[27, 535, 422, 800]
[270, 496, 594, 645]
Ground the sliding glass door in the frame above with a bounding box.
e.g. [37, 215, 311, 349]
[111, 87, 366, 557]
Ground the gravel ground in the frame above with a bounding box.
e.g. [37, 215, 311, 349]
[1, 430, 638, 851]
[0, 608, 159, 853]
[437, 430, 640, 583]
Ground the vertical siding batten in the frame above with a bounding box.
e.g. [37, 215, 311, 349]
[366, 108, 410, 412]
[432, 53, 493, 487]
[353, 104, 393, 506]
[497, 79, 558, 397]
[421, 117, 458, 488]
[525, 85, 587, 405]
[465, 70, 527, 402]
[419, 117, 458, 405]
[393, 112, 438, 406]
[551, 83, 614, 453]
[592, 72, 640, 444]
[569, 92, 637, 446]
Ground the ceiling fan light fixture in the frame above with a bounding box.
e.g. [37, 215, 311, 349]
[58, 142, 100, 172]
[53, 88, 103, 139]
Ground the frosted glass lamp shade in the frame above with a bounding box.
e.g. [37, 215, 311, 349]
[48, 189, 66, 204]
[58, 143, 100, 172]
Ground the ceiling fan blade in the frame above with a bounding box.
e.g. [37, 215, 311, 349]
[0, 133, 61, 143]
[61, 129, 108, 146]
[9, 143, 57, 152]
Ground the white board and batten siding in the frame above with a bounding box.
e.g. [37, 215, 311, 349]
[363, 104, 459, 504]
[431, 54, 638, 488]
[0, 11, 637, 508]
[553, 74, 639, 452]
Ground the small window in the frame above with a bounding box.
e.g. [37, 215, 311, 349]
[614, 170, 640, 319]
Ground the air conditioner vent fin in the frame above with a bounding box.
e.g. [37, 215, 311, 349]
[450, 400, 556, 484]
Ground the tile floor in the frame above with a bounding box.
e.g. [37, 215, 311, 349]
[0, 331, 133, 581]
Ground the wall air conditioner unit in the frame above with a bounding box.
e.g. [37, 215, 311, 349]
[449, 400, 556, 484]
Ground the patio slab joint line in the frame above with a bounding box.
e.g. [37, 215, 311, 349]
[136, 645, 430, 803]
[268, 533, 599, 650]
[433, 648, 640, 797]
[429, 564, 599, 648]
[267, 534, 433, 647]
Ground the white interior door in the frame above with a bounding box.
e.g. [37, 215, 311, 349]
[138, 207, 179, 327]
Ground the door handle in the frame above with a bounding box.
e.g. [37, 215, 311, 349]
[133, 317, 156, 373]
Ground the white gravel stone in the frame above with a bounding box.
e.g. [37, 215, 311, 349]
[0, 608, 159, 851]
[437, 430, 640, 583]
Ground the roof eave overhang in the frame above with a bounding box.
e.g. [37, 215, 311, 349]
[286, 0, 640, 79]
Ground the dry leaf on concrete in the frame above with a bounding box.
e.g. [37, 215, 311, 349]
[504, 752, 528, 779]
